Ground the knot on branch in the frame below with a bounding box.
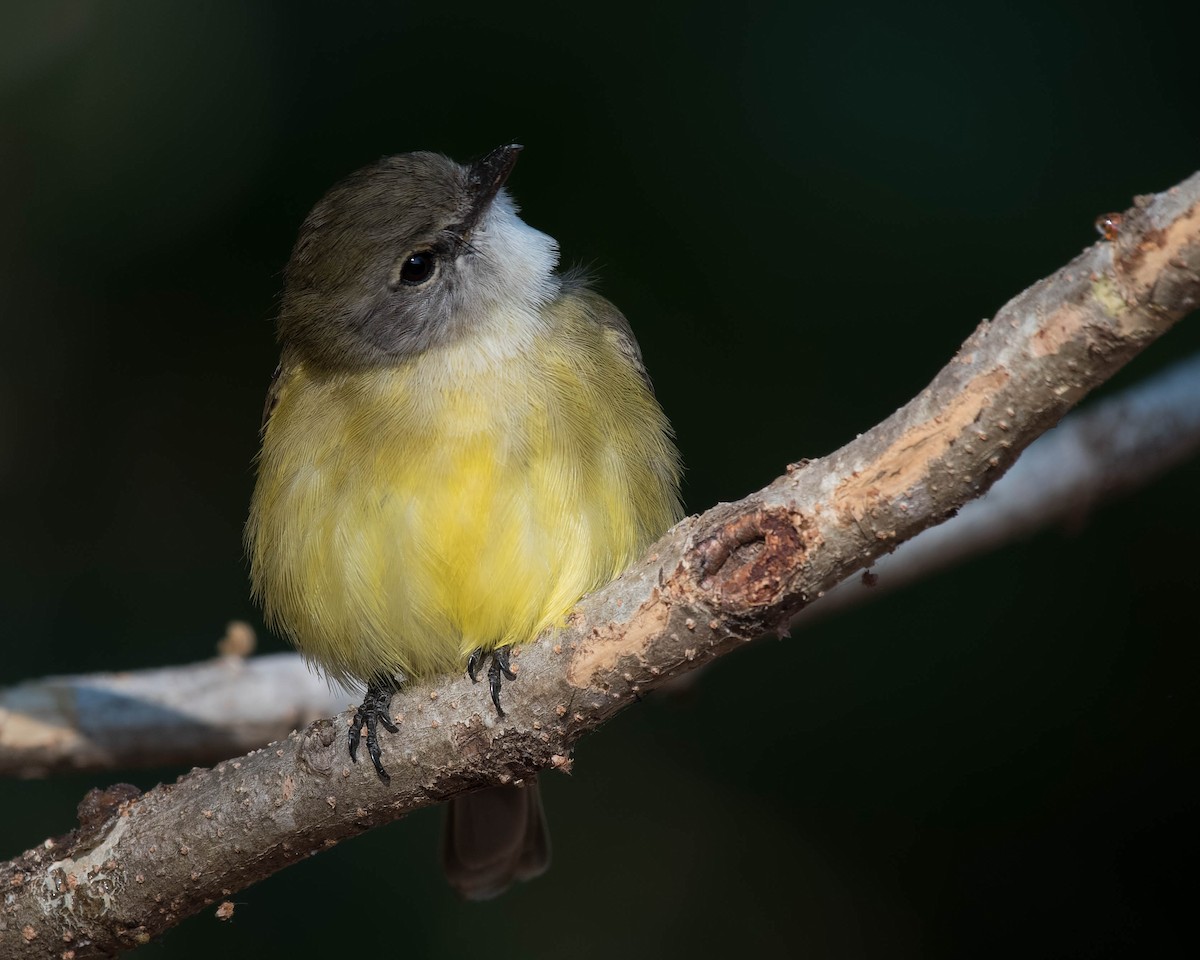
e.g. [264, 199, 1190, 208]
[68, 783, 142, 858]
[296, 716, 340, 777]
[682, 506, 814, 611]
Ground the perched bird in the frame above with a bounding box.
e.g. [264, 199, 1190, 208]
[245, 145, 682, 898]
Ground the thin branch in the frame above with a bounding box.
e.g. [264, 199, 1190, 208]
[4, 347, 1199, 780]
[1, 171, 1197, 957]
[0, 650, 346, 778]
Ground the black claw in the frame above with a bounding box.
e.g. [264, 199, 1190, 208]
[349, 679, 398, 783]
[488, 648, 517, 716]
[466, 647, 517, 717]
[494, 646, 517, 682]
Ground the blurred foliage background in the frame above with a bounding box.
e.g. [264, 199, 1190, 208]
[1, 1, 1197, 956]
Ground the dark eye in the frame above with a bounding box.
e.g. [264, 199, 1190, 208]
[398, 251, 436, 285]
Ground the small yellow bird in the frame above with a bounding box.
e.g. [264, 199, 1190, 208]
[245, 145, 682, 897]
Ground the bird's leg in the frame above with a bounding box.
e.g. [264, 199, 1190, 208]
[488, 647, 518, 716]
[348, 677, 400, 783]
[467, 646, 518, 717]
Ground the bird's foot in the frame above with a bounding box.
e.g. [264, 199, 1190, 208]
[467, 647, 518, 717]
[348, 678, 400, 783]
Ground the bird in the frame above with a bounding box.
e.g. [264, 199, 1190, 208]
[245, 144, 683, 898]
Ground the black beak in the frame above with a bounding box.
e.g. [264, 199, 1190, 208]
[459, 143, 523, 233]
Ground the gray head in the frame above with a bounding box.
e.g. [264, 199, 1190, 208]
[279, 145, 561, 369]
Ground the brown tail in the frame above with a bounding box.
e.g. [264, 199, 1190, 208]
[441, 779, 550, 900]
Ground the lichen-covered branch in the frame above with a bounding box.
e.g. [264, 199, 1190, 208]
[1, 171, 1197, 957]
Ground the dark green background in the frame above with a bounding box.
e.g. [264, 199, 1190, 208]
[2, 1, 1197, 957]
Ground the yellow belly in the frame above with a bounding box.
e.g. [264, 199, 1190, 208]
[246, 317, 681, 685]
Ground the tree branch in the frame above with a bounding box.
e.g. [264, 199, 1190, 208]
[2, 171, 1197, 957]
[798, 348, 1200, 622]
[0, 648, 346, 779]
[4, 347, 1199, 781]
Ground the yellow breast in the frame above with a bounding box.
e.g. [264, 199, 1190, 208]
[246, 310, 681, 685]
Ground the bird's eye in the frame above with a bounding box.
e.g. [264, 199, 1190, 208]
[398, 251, 436, 285]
